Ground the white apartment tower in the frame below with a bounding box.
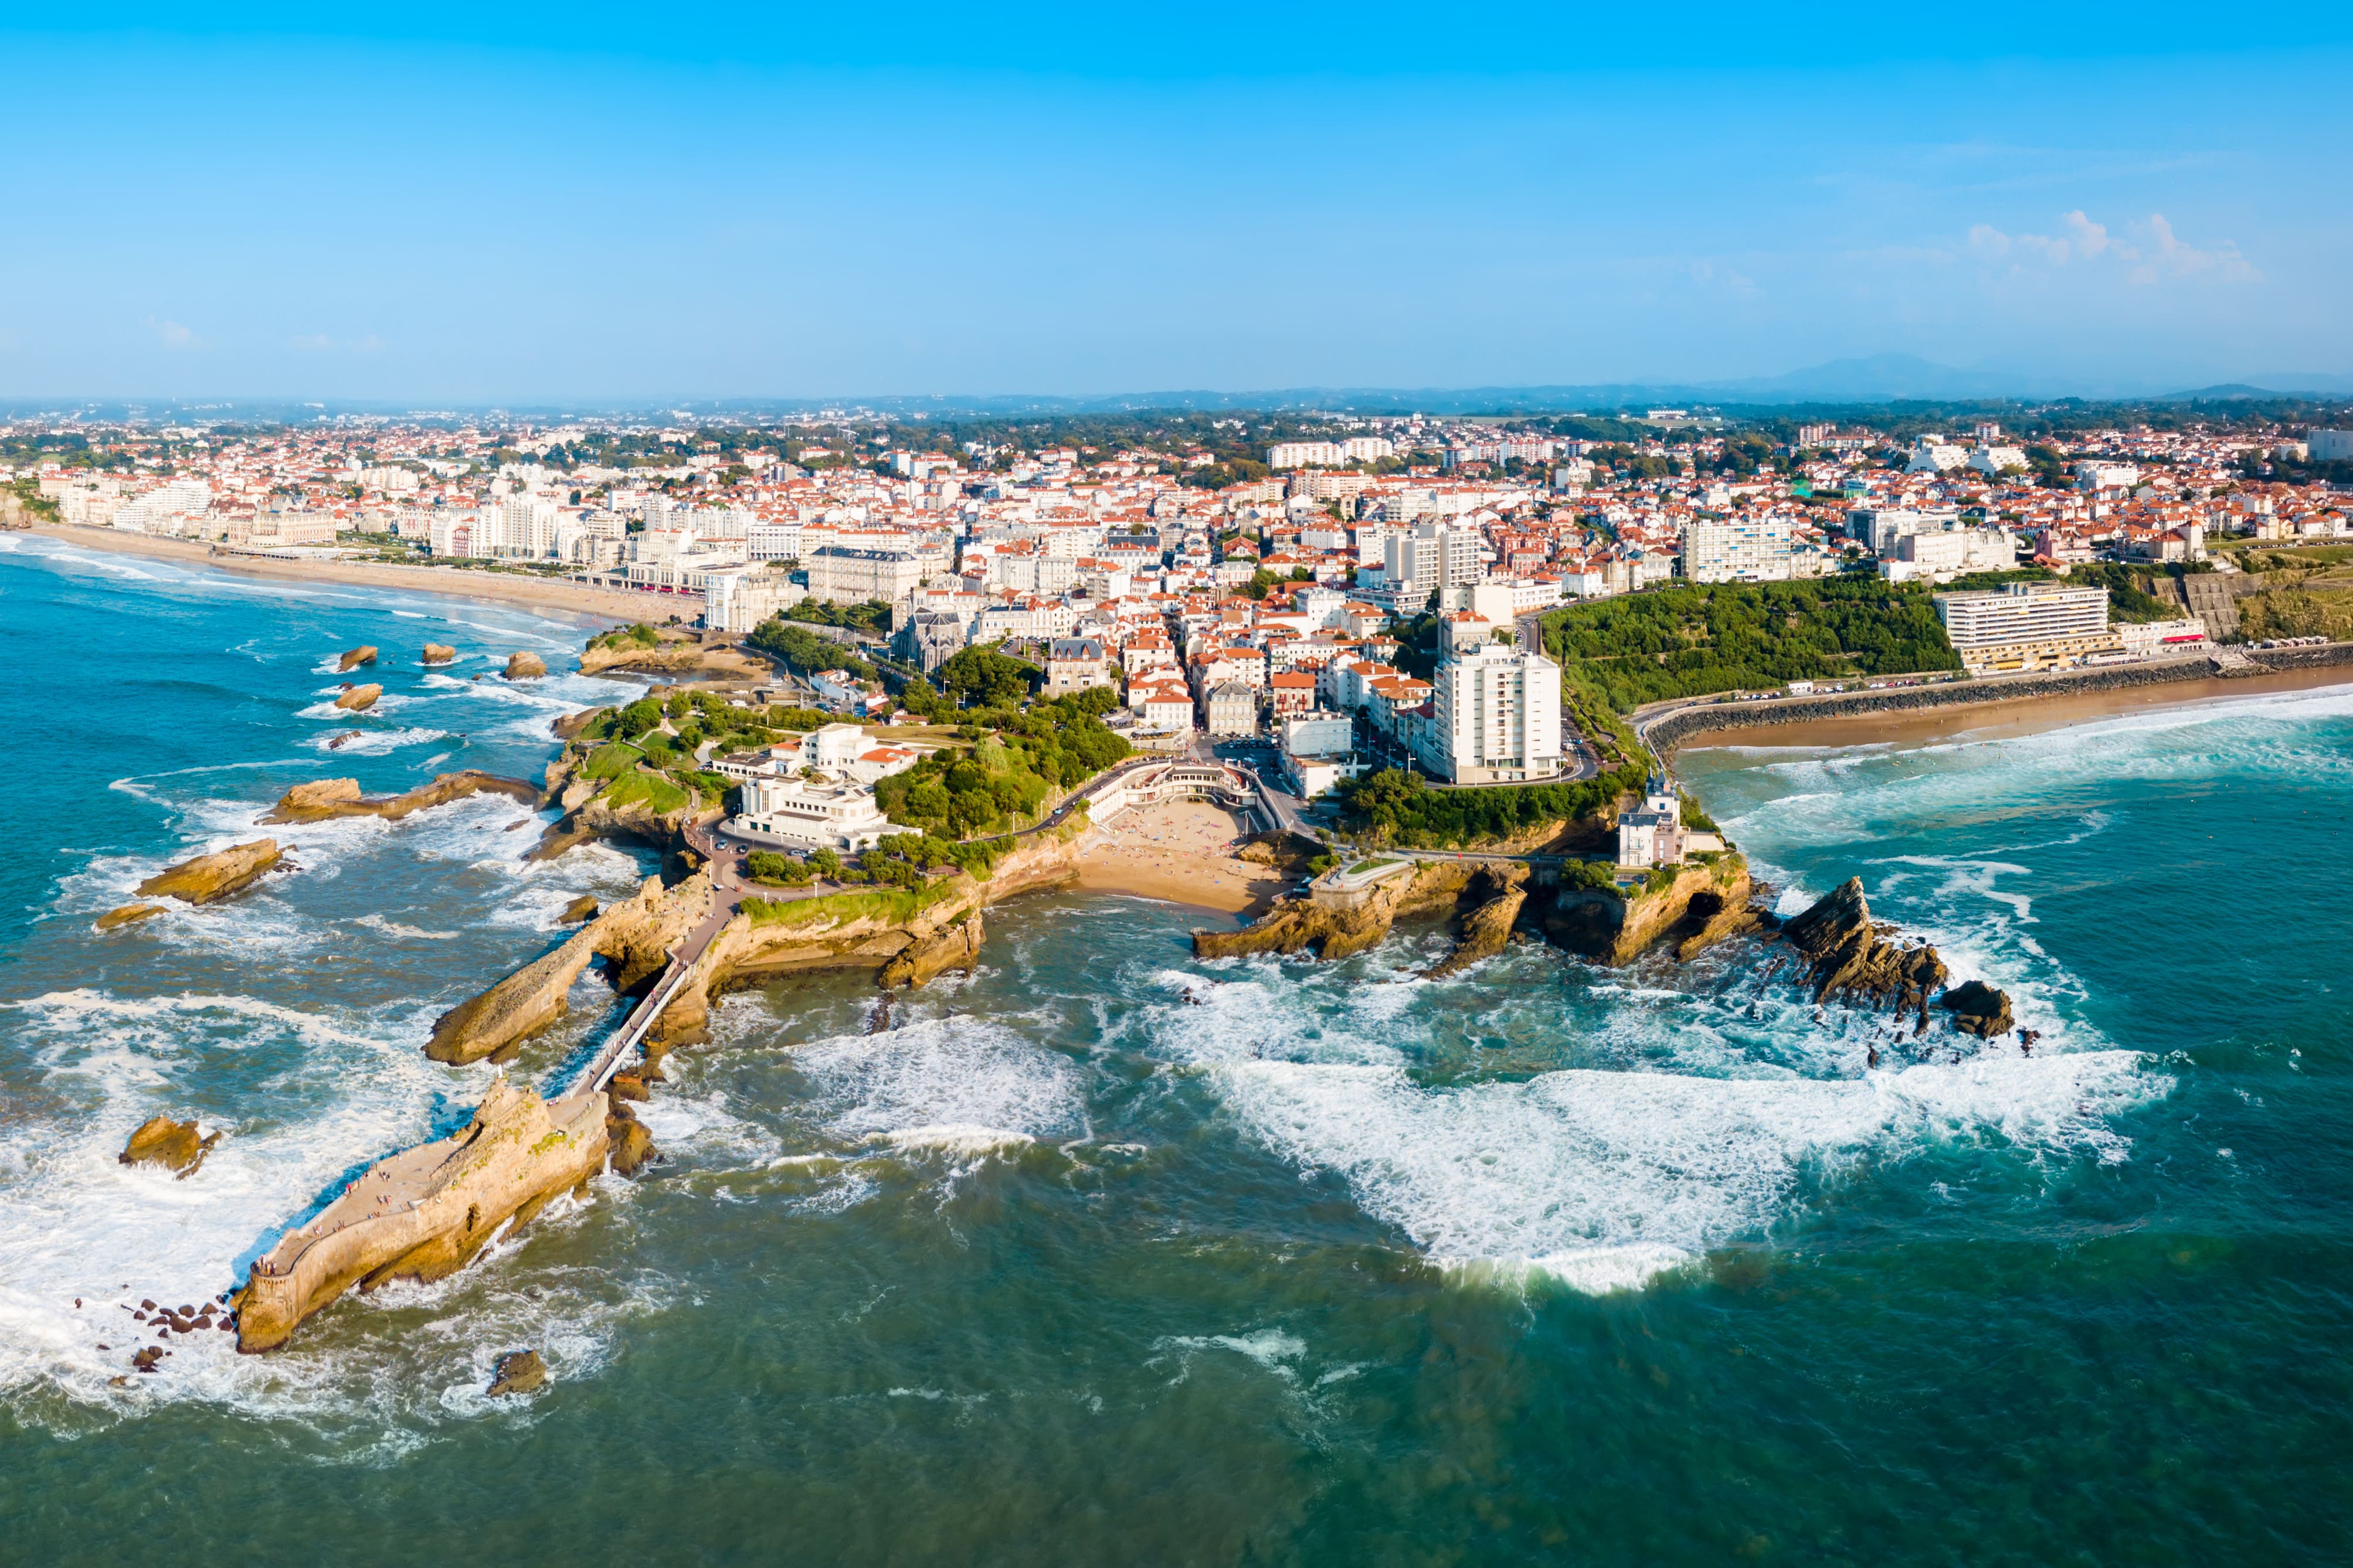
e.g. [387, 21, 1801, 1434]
[1417, 642, 1566, 785]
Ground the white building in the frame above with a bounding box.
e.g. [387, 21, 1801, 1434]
[2310, 430, 2353, 461]
[1617, 776, 1683, 868]
[1934, 582, 2117, 672]
[1415, 642, 1565, 785]
[805, 546, 925, 607]
[731, 775, 897, 853]
[704, 566, 807, 633]
[1682, 515, 1795, 583]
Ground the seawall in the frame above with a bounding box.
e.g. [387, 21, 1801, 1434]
[1644, 644, 2353, 754]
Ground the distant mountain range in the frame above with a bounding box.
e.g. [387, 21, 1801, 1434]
[8, 356, 2349, 423]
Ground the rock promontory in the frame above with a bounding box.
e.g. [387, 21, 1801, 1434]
[334, 683, 382, 712]
[505, 651, 548, 681]
[235, 1073, 609, 1353]
[120, 1117, 222, 1178]
[136, 839, 283, 904]
[260, 771, 539, 825]
[338, 645, 378, 671]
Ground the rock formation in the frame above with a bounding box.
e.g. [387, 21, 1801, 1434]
[1780, 877, 1948, 1010]
[1425, 866, 1530, 978]
[422, 643, 457, 665]
[487, 1349, 547, 1396]
[607, 1101, 656, 1175]
[96, 903, 168, 932]
[1777, 877, 2011, 1040]
[235, 1074, 608, 1353]
[560, 894, 599, 924]
[551, 708, 603, 740]
[120, 1117, 221, 1178]
[578, 634, 767, 680]
[1940, 979, 2015, 1038]
[424, 874, 709, 1064]
[260, 771, 539, 825]
[334, 683, 382, 712]
[136, 839, 283, 904]
[1194, 859, 1479, 962]
[338, 645, 378, 671]
[505, 651, 548, 681]
[877, 910, 984, 988]
[1544, 858, 1754, 966]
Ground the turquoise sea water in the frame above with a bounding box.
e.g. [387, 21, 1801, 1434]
[4, 532, 2351, 1563]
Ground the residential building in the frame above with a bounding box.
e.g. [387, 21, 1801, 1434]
[805, 545, 925, 607]
[703, 566, 806, 633]
[1415, 642, 1565, 784]
[1617, 775, 1684, 868]
[1682, 515, 1795, 583]
[1205, 681, 1258, 737]
[1044, 637, 1113, 693]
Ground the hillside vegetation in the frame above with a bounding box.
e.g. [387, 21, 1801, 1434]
[1540, 578, 1961, 711]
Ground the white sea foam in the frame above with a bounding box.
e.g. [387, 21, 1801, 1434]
[352, 912, 460, 941]
[863, 1125, 1038, 1159]
[790, 1016, 1089, 1152]
[304, 726, 445, 756]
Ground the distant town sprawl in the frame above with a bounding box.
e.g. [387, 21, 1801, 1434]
[9, 404, 2353, 814]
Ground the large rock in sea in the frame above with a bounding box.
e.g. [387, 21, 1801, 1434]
[1940, 979, 2015, 1038]
[334, 683, 382, 712]
[487, 1349, 547, 1396]
[560, 894, 599, 924]
[1779, 876, 1947, 1007]
[338, 645, 378, 671]
[136, 840, 283, 904]
[120, 1117, 222, 1179]
[1425, 866, 1529, 978]
[235, 1074, 610, 1352]
[422, 643, 457, 665]
[505, 651, 548, 681]
[96, 903, 169, 932]
[260, 771, 538, 825]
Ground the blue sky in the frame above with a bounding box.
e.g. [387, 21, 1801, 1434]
[1, 2, 2347, 402]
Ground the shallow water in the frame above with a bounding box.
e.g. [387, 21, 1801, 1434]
[4, 534, 2350, 1563]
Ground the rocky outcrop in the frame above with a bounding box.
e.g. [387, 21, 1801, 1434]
[425, 874, 708, 1064]
[260, 771, 539, 825]
[1940, 979, 2015, 1038]
[552, 708, 604, 741]
[1544, 859, 1753, 966]
[136, 839, 283, 904]
[578, 634, 768, 680]
[96, 903, 168, 932]
[1425, 867, 1529, 978]
[1676, 897, 1769, 961]
[1234, 831, 1322, 873]
[878, 910, 984, 988]
[1780, 877, 1948, 1009]
[607, 1101, 656, 1175]
[560, 894, 599, 924]
[334, 683, 382, 712]
[1777, 877, 2012, 1040]
[338, 645, 378, 671]
[487, 1349, 547, 1396]
[120, 1117, 220, 1178]
[235, 1074, 608, 1353]
[505, 651, 548, 681]
[422, 643, 457, 665]
[1194, 859, 1479, 962]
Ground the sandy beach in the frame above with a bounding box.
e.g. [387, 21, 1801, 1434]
[1676, 662, 2353, 753]
[26, 522, 667, 624]
[1075, 800, 1294, 915]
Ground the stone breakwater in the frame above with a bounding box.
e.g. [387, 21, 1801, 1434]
[1644, 644, 2353, 752]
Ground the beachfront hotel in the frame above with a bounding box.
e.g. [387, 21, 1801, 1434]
[1933, 582, 2119, 674]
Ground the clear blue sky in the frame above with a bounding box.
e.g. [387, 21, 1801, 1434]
[1, 2, 2347, 402]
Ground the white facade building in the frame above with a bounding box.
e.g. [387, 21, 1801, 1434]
[1682, 516, 1795, 583]
[1415, 642, 1565, 785]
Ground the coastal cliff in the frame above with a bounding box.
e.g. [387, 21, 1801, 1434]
[425, 873, 710, 1064]
[1545, 858, 1755, 966]
[235, 1075, 607, 1353]
[1193, 859, 1481, 962]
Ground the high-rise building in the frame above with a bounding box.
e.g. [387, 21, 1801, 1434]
[1416, 642, 1565, 785]
[1682, 516, 1794, 583]
[1933, 583, 2116, 672]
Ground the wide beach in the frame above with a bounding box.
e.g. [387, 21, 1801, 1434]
[27, 521, 663, 624]
[1671, 660, 2353, 753]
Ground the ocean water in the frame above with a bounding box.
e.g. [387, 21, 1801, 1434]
[4, 532, 2351, 1563]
